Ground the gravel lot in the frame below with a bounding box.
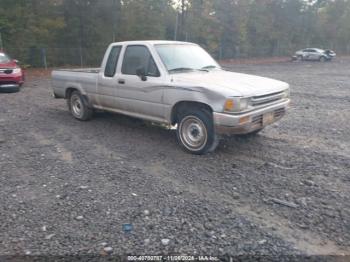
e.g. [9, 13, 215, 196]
[0, 58, 349, 259]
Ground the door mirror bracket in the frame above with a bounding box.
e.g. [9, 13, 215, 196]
[136, 67, 147, 81]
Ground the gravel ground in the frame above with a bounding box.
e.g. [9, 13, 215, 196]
[0, 58, 349, 260]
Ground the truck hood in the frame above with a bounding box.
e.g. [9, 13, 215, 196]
[171, 70, 289, 97]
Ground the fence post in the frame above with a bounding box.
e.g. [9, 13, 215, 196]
[42, 48, 47, 70]
[219, 41, 223, 60]
[79, 46, 83, 68]
[0, 32, 3, 50]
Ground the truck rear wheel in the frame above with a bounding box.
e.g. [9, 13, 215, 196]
[176, 109, 219, 155]
[68, 91, 93, 121]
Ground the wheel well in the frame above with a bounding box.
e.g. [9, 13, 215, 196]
[65, 87, 78, 99]
[65, 88, 93, 109]
[171, 101, 213, 125]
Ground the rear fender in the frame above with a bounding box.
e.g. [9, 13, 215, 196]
[64, 83, 87, 98]
[65, 84, 93, 108]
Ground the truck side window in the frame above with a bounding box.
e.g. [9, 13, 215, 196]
[122, 45, 160, 77]
[104, 46, 121, 77]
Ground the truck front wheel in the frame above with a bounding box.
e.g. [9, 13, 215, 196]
[68, 91, 93, 121]
[176, 110, 219, 155]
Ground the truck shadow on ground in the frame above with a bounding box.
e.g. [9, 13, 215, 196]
[46, 107, 282, 159]
[91, 111, 272, 157]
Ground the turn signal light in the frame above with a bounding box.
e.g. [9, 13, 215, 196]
[224, 99, 234, 111]
[239, 116, 250, 124]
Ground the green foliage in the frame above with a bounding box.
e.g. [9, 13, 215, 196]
[0, 0, 349, 67]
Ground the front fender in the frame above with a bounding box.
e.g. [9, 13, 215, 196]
[163, 85, 226, 122]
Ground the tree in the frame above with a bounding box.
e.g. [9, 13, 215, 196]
[0, 0, 349, 66]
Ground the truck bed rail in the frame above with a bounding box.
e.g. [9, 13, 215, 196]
[55, 68, 100, 74]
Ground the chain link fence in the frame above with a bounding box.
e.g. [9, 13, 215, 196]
[2, 45, 280, 68]
[4, 44, 350, 69]
[4, 47, 107, 68]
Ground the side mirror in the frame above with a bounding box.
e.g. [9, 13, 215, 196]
[14, 59, 19, 64]
[136, 67, 147, 81]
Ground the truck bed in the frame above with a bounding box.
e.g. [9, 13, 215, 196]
[51, 68, 100, 98]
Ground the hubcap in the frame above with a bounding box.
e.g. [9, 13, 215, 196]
[71, 95, 83, 117]
[180, 116, 207, 151]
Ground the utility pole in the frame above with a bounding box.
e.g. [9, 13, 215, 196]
[112, 0, 121, 43]
[180, 0, 186, 41]
[112, 0, 116, 42]
[174, 12, 179, 40]
[78, 0, 84, 67]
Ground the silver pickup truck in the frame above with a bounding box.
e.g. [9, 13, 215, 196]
[52, 40, 290, 154]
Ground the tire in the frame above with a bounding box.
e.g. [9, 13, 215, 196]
[68, 91, 93, 121]
[297, 55, 303, 61]
[176, 109, 219, 155]
[319, 56, 326, 62]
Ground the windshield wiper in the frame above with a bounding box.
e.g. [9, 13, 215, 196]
[168, 67, 195, 73]
[201, 65, 218, 70]
[169, 66, 218, 74]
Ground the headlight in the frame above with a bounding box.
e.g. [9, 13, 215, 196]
[12, 68, 22, 74]
[224, 97, 250, 112]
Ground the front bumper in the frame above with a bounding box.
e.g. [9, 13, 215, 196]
[213, 99, 290, 135]
[0, 73, 23, 93]
[0, 72, 24, 85]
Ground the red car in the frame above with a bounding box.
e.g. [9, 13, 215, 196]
[0, 51, 24, 92]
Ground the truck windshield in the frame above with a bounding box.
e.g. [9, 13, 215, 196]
[155, 44, 220, 73]
[0, 53, 11, 63]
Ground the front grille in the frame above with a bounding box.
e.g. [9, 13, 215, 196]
[252, 115, 263, 125]
[0, 81, 17, 85]
[274, 108, 286, 118]
[0, 69, 13, 74]
[251, 91, 284, 107]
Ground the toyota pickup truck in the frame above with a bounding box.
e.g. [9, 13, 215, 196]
[52, 40, 290, 154]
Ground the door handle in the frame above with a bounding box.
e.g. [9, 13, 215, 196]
[118, 79, 125, 84]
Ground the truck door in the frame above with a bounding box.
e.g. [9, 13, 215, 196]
[96, 45, 122, 108]
[116, 45, 165, 121]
